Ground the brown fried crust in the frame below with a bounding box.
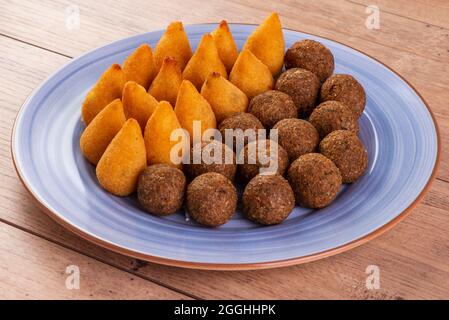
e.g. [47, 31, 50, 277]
[185, 140, 237, 181]
[287, 153, 342, 208]
[248, 90, 297, 128]
[243, 174, 295, 225]
[238, 139, 289, 183]
[137, 164, 186, 216]
[319, 130, 368, 183]
[273, 118, 319, 161]
[218, 112, 264, 132]
[320, 74, 366, 118]
[218, 112, 265, 149]
[284, 40, 334, 82]
[309, 100, 359, 138]
[275, 68, 320, 117]
[186, 172, 237, 227]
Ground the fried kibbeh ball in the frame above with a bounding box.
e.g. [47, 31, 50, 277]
[248, 90, 297, 128]
[320, 74, 366, 118]
[218, 112, 265, 150]
[287, 153, 342, 208]
[275, 68, 320, 117]
[137, 164, 186, 216]
[186, 172, 237, 227]
[284, 39, 334, 83]
[243, 174, 295, 225]
[319, 130, 368, 183]
[238, 139, 289, 183]
[185, 140, 237, 181]
[272, 118, 319, 161]
[309, 101, 359, 139]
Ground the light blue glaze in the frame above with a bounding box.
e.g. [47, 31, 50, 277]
[12, 24, 438, 265]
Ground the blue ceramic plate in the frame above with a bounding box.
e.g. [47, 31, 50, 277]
[12, 24, 440, 270]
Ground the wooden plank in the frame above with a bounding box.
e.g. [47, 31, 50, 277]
[1, 187, 449, 299]
[349, 0, 449, 29]
[1, 0, 448, 63]
[434, 120, 449, 183]
[0, 221, 189, 299]
[247, 0, 449, 62]
[425, 0, 449, 8]
[102, 196, 449, 300]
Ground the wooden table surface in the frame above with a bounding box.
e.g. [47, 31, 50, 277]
[1, 0, 449, 299]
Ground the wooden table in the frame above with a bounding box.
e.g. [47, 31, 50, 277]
[1, 0, 448, 299]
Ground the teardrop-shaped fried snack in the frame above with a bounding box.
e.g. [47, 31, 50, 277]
[175, 80, 217, 141]
[80, 99, 126, 165]
[243, 12, 284, 75]
[154, 21, 192, 71]
[82, 64, 125, 125]
[148, 56, 182, 106]
[96, 119, 146, 196]
[182, 33, 227, 90]
[122, 44, 157, 89]
[211, 20, 238, 73]
[229, 49, 274, 99]
[201, 72, 248, 123]
[122, 81, 158, 131]
[144, 101, 189, 168]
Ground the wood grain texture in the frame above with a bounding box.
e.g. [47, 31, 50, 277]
[0, 0, 449, 299]
[1, 0, 448, 62]
[0, 222, 189, 299]
[350, 0, 449, 29]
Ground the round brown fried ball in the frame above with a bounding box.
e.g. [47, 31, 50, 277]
[320, 74, 366, 118]
[287, 153, 342, 208]
[243, 174, 295, 225]
[186, 172, 237, 227]
[137, 164, 186, 216]
[218, 112, 265, 150]
[284, 39, 334, 82]
[272, 118, 319, 161]
[275, 68, 320, 117]
[309, 101, 359, 138]
[248, 90, 297, 128]
[185, 140, 237, 181]
[319, 130, 368, 183]
[238, 139, 289, 183]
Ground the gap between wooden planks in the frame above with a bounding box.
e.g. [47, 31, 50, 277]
[349, 0, 449, 29]
[0, 219, 190, 299]
[0, 0, 448, 62]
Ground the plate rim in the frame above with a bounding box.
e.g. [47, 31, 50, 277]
[10, 23, 441, 270]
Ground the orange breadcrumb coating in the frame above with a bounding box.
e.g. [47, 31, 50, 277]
[80, 99, 126, 165]
[96, 118, 147, 196]
[82, 64, 125, 124]
[122, 44, 157, 90]
[122, 81, 158, 131]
